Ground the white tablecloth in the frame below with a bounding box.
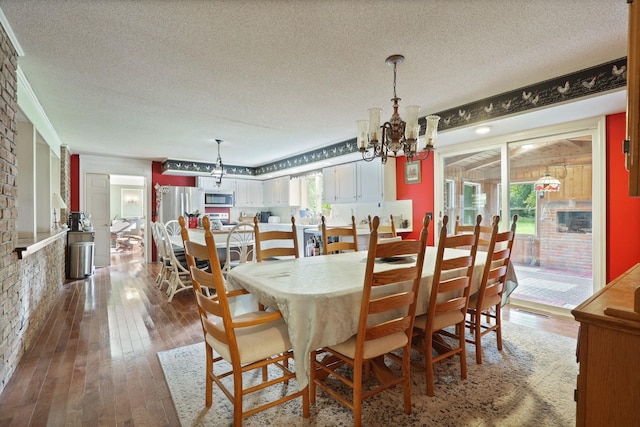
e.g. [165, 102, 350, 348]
[226, 247, 503, 390]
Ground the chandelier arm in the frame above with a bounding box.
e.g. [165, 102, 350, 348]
[412, 149, 432, 162]
[361, 148, 377, 162]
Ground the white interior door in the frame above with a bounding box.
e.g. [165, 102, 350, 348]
[85, 173, 111, 267]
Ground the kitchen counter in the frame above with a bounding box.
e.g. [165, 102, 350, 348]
[15, 229, 68, 259]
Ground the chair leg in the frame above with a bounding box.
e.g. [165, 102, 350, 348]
[459, 322, 467, 380]
[475, 309, 483, 364]
[233, 366, 243, 426]
[167, 272, 177, 302]
[402, 345, 412, 414]
[205, 344, 213, 407]
[425, 332, 435, 397]
[309, 350, 317, 404]
[302, 385, 310, 418]
[495, 304, 503, 351]
[353, 360, 363, 427]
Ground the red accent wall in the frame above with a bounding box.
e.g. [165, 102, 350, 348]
[395, 112, 640, 282]
[395, 156, 435, 246]
[70, 154, 80, 211]
[606, 112, 640, 281]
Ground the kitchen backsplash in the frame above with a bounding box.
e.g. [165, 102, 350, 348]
[230, 200, 413, 230]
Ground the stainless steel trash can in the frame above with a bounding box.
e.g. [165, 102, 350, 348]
[69, 242, 95, 279]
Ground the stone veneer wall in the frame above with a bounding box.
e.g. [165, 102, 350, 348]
[0, 24, 67, 395]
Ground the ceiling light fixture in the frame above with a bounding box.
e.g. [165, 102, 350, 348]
[211, 139, 225, 187]
[475, 126, 492, 135]
[534, 165, 566, 192]
[357, 54, 441, 164]
[534, 172, 561, 192]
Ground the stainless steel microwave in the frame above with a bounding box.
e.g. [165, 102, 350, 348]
[204, 190, 234, 207]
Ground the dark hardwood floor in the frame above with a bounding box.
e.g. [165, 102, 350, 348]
[0, 249, 579, 426]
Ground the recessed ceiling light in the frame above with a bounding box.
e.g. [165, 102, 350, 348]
[475, 126, 492, 135]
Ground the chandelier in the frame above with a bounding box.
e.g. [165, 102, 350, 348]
[211, 139, 225, 187]
[357, 55, 441, 164]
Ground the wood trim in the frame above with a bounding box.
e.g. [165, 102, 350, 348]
[627, 0, 640, 195]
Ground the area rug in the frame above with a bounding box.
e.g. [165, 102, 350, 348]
[158, 321, 577, 426]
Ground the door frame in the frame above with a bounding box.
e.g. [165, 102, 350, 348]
[434, 116, 606, 316]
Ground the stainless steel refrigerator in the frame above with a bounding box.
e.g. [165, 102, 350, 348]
[159, 186, 204, 223]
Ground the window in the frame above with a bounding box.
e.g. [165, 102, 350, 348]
[462, 182, 481, 225]
[297, 171, 324, 216]
[509, 182, 536, 234]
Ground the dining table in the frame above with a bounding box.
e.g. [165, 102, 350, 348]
[225, 247, 518, 390]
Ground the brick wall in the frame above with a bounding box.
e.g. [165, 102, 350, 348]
[538, 203, 593, 274]
[0, 24, 67, 395]
[0, 18, 20, 395]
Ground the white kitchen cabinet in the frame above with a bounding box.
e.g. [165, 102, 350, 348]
[263, 176, 291, 206]
[197, 176, 236, 192]
[323, 163, 357, 203]
[323, 161, 391, 204]
[289, 176, 301, 207]
[235, 179, 263, 207]
[356, 161, 383, 203]
[322, 166, 337, 202]
[263, 178, 276, 206]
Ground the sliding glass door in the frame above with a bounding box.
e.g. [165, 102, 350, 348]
[507, 136, 593, 310]
[437, 119, 605, 314]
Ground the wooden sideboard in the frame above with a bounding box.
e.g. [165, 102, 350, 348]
[572, 263, 640, 426]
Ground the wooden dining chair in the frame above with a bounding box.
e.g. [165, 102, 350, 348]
[466, 214, 518, 364]
[367, 214, 397, 238]
[455, 214, 493, 247]
[182, 216, 309, 425]
[321, 215, 359, 254]
[413, 214, 481, 396]
[310, 214, 430, 427]
[253, 216, 299, 261]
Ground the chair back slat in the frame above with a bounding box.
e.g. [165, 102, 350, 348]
[372, 268, 419, 286]
[438, 276, 471, 294]
[373, 239, 417, 258]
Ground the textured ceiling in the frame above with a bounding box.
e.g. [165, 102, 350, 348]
[0, 1, 629, 168]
